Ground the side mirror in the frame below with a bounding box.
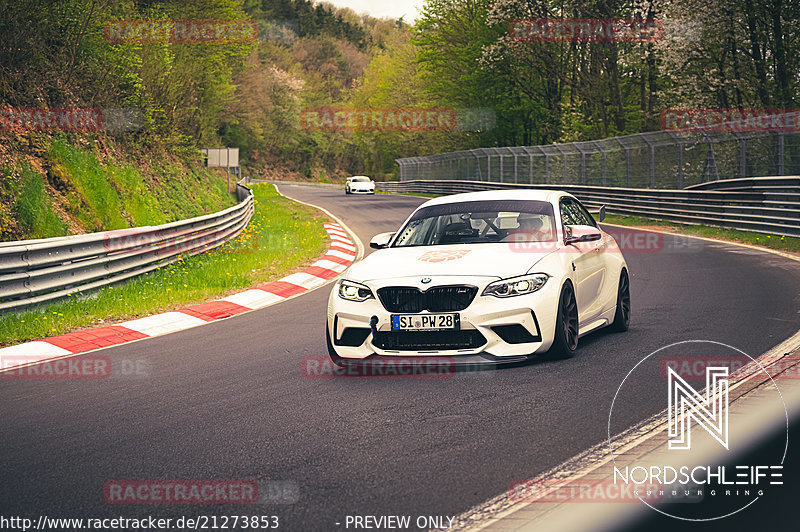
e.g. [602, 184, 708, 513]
[369, 232, 395, 249]
[587, 205, 606, 223]
[564, 225, 602, 246]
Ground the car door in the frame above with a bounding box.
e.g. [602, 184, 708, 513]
[560, 198, 607, 325]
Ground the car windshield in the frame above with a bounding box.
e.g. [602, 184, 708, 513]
[351, 177, 370, 182]
[392, 200, 557, 247]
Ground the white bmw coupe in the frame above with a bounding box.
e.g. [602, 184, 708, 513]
[326, 190, 630, 366]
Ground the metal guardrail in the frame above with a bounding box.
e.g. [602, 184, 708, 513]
[0, 180, 254, 312]
[685, 175, 800, 191]
[377, 177, 800, 237]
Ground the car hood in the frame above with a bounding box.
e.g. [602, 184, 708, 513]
[347, 244, 554, 282]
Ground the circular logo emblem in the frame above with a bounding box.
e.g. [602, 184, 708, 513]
[421, 278, 432, 284]
[417, 250, 471, 263]
[607, 340, 788, 522]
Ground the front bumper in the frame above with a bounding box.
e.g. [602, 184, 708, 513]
[349, 188, 375, 194]
[326, 277, 560, 361]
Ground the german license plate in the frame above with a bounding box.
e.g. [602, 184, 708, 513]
[391, 313, 459, 331]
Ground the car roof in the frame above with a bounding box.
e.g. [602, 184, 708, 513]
[419, 188, 571, 207]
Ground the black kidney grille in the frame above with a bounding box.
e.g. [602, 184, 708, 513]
[377, 285, 478, 313]
[377, 287, 421, 312]
[425, 286, 478, 312]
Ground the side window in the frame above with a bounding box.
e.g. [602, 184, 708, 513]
[560, 199, 580, 226]
[574, 201, 597, 227]
[561, 199, 594, 227]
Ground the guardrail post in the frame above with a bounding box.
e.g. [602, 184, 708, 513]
[554, 144, 567, 184]
[545, 152, 550, 184]
[471, 150, 483, 181]
[616, 137, 630, 187]
[513, 152, 518, 184]
[522, 147, 535, 184]
[593, 141, 607, 187]
[666, 132, 684, 188]
[575, 143, 586, 185]
[642, 135, 656, 188]
[700, 132, 719, 182]
[739, 135, 747, 178]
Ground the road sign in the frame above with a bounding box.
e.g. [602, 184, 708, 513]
[202, 148, 239, 168]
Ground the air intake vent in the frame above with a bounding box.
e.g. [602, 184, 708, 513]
[373, 329, 486, 351]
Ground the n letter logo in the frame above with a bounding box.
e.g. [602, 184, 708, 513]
[668, 366, 729, 450]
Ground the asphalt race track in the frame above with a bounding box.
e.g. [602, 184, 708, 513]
[2, 184, 799, 530]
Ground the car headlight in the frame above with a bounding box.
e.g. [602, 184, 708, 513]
[482, 274, 549, 298]
[338, 280, 375, 302]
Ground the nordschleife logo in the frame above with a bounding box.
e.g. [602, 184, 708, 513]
[607, 340, 788, 522]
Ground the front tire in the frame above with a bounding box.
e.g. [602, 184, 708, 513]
[549, 282, 579, 359]
[609, 269, 631, 332]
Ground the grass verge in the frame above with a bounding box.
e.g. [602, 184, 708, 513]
[13, 163, 69, 238]
[602, 214, 800, 254]
[1, 137, 236, 240]
[48, 138, 234, 232]
[0, 183, 329, 346]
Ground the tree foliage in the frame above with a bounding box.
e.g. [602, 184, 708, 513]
[1, 0, 797, 180]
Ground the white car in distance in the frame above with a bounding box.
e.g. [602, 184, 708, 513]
[326, 189, 630, 367]
[345, 176, 375, 195]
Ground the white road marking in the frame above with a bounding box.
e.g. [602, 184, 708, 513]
[119, 312, 208, 336]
